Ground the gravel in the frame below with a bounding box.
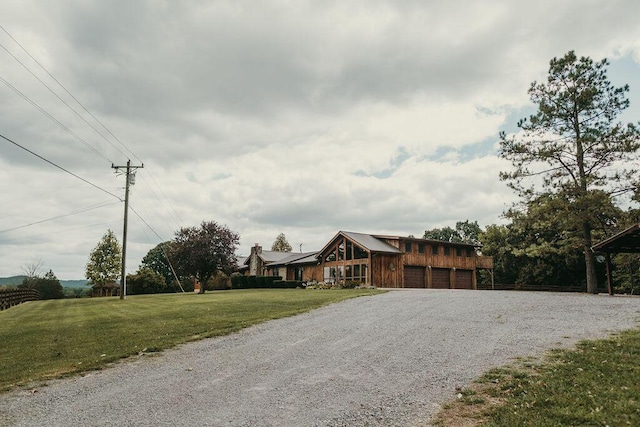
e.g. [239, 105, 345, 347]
[1, 290, 639, 426]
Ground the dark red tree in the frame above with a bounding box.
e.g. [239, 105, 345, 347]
[170, 221, 240, 294]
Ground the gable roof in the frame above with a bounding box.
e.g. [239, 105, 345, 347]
[319, 231, 403, 255]
[242, 250, 292, 266]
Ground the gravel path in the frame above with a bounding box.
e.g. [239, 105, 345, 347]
[1, 290, 639, 426]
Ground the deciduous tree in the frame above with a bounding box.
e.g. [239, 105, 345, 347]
[140, 241, 176, 287]
[500, 51, 640, 293]
[170, 221, 239, 294]
[85, 229, 122, 285]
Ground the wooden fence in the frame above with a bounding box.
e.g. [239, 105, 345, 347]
[477, 283, 608, 293]
[0, 289, 40, 310]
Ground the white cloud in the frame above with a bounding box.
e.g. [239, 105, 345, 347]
[1, 0, 639, 278]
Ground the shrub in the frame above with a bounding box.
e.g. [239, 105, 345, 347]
[247, 275, 258, 288]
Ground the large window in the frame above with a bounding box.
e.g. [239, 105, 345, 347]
[323, 266, 344, 283]
[346, 241, 353, 260]
[354, 244, 368, 259]
[338, 242, 345, 261]
[345, 263, 368, 283]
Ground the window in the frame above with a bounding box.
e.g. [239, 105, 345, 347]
[325, 249, 336, 262]
[346, 241, 353, 260]
[405, 242, 412, 252]
[444, 246, 450, 256]
[345, 265, 352, 279]
[418, 243, 425, 254]
[338, 242, 345, 261]
[348, 263, 368, 283]
[294, 267, 303, 281]
[354, 244, 368, 259]
[323, 266, 343, 283]
[466, 248, 473, 257]
[456, 247, 462, 257]
[432, 245, 439, 255]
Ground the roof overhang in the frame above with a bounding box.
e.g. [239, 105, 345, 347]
[592, 223, 640, 253]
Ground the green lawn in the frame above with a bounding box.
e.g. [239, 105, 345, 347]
[434, 328, 640, 426]
[0, 289, 382, 391]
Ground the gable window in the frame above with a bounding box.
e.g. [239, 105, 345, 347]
[325, 249, 336, 262]
[354, 244, 368, 259]
[338, 242, 345, 261]
[346, 241, 353, 260]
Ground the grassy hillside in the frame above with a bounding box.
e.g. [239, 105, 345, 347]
[0, 288, 381, 391]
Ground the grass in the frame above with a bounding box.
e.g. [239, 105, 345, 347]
[433, 329, 640, 426]
[0, 288, 382, 392]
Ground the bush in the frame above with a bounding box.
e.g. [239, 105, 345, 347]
[247, 275, 258, 288]
[230, 273, 246, 289]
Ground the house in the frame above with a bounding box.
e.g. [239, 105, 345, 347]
[316, 231, 493, 289]
[245, 231, 494, 289]
[91, 281, 121, 297]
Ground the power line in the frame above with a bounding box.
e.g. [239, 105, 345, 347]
[0, 75, 113, 163]
[0, 201, 119, 234]
[0, 133, 122, 200]
[0, 25, 139, 163]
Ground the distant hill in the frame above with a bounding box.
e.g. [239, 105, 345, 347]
[0, 276, 88, 288]
[0, 276, 26, 286]
[60, 279, 89, 288]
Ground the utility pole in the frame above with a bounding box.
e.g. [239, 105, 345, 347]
[112, 160, 143, 299]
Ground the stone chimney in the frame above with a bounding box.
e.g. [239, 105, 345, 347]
[249, 244, 262, 276]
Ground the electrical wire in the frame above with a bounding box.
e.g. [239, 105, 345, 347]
[0, 75, 113, 163]
[0, 25, 139, 163]
[0, 133, 122, 200]
[0, 201, 120, 234]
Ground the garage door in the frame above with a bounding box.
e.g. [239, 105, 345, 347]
[455, 270, 473, 289]
[431, 268, 450, 289]
[404, 266, 426, 288]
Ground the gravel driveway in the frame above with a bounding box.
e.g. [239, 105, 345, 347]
[1, 290, 639, 426]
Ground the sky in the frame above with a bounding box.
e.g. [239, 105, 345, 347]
[1, 0, 640, 280]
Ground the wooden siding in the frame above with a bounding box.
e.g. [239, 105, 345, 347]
[371, 254, 401, 287]
[401, 241, 477, 270]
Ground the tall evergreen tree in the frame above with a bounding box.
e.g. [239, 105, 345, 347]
[271, 233, 292, 252]
[500, 51, 640, 293]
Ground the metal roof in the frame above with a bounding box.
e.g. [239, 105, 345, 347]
[340, 231, 403, 254]
[592, 223, 640, 253]
[267, 252, 319, 266]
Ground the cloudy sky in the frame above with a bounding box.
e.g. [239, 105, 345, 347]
[1, 0, 640, 280]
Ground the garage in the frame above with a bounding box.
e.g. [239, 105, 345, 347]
[403, 266, 426, 288]
[431, 268, 450, 289]
[454, 270, 473, 289]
